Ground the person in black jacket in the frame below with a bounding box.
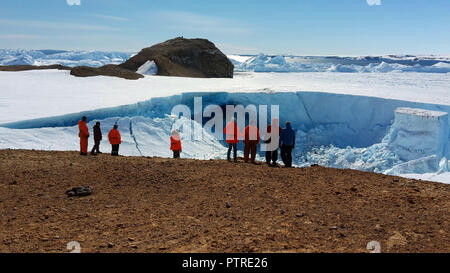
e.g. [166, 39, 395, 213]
[90, 122, 102, 155]
[280, 121, 296, 168]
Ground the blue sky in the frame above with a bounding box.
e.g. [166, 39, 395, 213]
[0, 0, 449, 55]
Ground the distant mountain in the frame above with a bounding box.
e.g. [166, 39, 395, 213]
[0, 49, 133, 67]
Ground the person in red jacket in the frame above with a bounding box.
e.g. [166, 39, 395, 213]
[223, 118, 242, 162]
[243, 120, 260, 164]
[78, 116, 89, 156]
[108, 124, 122, 156]
[170, 129, 182, 158]
[264, 118, 282, 166]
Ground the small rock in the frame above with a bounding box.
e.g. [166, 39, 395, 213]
[107, 242, 114, 248]
[130, 245, 138, 249]
[225, 202, 231, 208]
[296, 213, 305, 218]
[9, 181, 17, 185]
[329, 226, 338, 230]
[280, 210, 285, 215]
[350, 187, 357, 192]
[387, 231, 407, 250]
[392, 178, 400, 183]
[128, 237, 135, 242]
[66, 186, 92, 197]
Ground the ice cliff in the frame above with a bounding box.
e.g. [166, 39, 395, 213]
[1, 92, 449, 182]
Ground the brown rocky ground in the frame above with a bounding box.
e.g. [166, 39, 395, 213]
[0, 64, 71, 71]
[0, 149, 448, 253]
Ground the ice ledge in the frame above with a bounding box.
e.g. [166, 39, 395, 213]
[386, 107, 449, 166]
[396, 107, 448, 118]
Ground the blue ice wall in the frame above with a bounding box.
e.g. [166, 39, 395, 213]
[2, 91, 450, 157]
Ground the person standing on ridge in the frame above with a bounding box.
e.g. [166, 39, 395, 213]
[224, 118, 241, 162]
[108, 124, 122, 156]
[264, 118, 282, 166]
[280, 121, 296, 168]
[244, 120, 260, 164]
[90, 122, 102, 155]
[78, 116, 89, 156]
[170, 129, 182, 158]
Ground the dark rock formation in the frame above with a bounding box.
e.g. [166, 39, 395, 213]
[0, 64, 71, 72]
[119, 37, 234, 78]
[70, 64, 144, 80]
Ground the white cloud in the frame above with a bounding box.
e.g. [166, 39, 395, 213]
[66, 0, 81, 6]
[92, 14, 129, 22]
[0, 19, 120, 32]
[154, 11, 250, 35]
[0, 34, 42, 40]
[367, 0, 382, 6]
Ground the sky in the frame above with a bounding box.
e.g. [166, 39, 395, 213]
[0, 0, 449, 55]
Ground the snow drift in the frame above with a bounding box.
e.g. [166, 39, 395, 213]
[137, 61, 158, 76]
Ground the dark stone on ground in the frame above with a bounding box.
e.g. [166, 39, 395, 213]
[66, 186, 92, 197]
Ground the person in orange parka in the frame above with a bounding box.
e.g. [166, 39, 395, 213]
[170, 129, 182, 158]
[108, 124, 122, 156]
[224, 118, 242, 162]
[78, 116, 90, 156]
[243, 120, 260, 164]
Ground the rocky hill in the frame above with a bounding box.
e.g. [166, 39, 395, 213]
[119, 37, 234, 78]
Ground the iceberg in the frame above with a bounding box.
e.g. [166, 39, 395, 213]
[2, 49, 449, 73]
[235, 54, 450, 73]
[0, 49, 133, 67]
